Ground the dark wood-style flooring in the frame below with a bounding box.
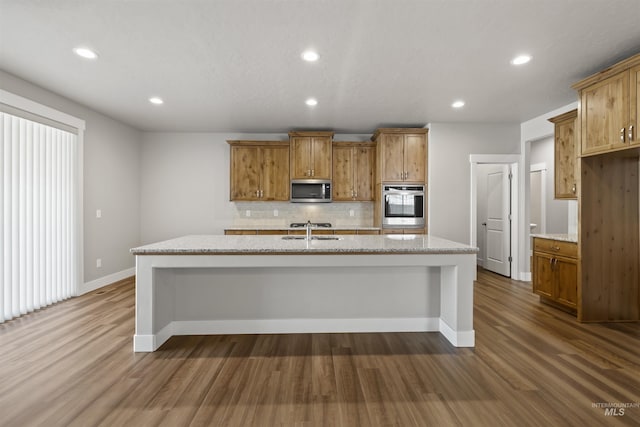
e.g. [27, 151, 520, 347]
[0, 269, 639, 426]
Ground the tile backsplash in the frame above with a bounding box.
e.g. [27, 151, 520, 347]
[231, 201, 375, 228]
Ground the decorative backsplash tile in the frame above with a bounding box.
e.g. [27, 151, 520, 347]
[231, 201, 374, 228]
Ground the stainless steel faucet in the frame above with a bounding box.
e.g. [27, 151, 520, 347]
[306, 220, 312, 241]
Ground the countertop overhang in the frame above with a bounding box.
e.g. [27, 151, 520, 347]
[130, 234, 478, 256]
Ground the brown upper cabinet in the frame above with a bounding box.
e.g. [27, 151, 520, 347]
[548, 109, 578, 199]
[572, 54, 640, 156]
[372, 128, 428, 183]
[228, 140, 290, 201]
[289, 131, 334, 179]
[332, 142, 375, 201]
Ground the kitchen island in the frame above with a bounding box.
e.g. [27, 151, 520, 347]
[130, 234, 478, 352]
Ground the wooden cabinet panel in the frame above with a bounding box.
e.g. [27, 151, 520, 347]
[549, 109, 578, 199]
[404, 134, 427, 182]
[533, 238, 578, 258]
[573, 53, 640, 156]
[379, 134, 405, 182]
[224, 230, 258, 235]
[373, 128, 428, 184]
[228, 141, 289, 201]
[354, 146, 375, 201]
[230, 146, 261, 200]
[632, 64, 639, 146]
[311, 137, 332, 179]
[580, 72, 629, 155]
[290, 137, 312, 179]
[332, 142, 375, 201]
[261, 146, 290, 200]
[332, 146, 353, 200]
[555, 257, 578, 309]
[289, 132, 333, 179]
[533, 252, 554, 299]
[532, 237, 578, 313]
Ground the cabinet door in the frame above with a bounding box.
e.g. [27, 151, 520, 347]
[580, 71, 630, 155]
[290, 137, 311, 179]
[311, 137, 332, 179]
[332, 146, 354, 200]
[230, 146, 260, 200]
[261, 145, 290, 201]
[354, 146, 375, 201]
[631, 64, 639, 147]
[379, 134, 404, 182]
[533, 252, 554, 298]
[554, 114, 578, 199]
[403, 134, 427, 182]
[554, 256, 578, 309]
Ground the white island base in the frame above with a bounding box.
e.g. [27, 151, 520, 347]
[131, 235, 477, 352]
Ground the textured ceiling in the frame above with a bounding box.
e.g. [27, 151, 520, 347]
[1, 0, 639, 133]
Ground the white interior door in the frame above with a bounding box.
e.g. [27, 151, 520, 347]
[485, 165, 511, 277]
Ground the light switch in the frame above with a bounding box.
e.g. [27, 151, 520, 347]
[96, 209, 102, 218]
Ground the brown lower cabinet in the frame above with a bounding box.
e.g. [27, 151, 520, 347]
[381, 228, 426, 235]
[532, 237, 578, 313]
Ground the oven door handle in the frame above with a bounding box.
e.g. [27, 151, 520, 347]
[385, 191, 424, 196]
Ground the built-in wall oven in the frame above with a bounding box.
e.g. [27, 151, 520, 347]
[382, 184, 425, 228]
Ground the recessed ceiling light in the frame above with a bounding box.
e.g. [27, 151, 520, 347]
[305, 98, 318, 106]
[511, 55, 532, 65]
[149, 97, 164, 105]
[73, 47, 98, 59]
[302, 50, 319, 62]
[452, 100, 465, 109]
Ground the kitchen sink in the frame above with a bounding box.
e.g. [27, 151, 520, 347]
[281, 236, 341, 241]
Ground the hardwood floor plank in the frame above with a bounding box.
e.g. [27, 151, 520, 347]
[1, 271, 639, 426]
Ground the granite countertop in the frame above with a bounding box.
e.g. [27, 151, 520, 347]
[131, 234, 478, 255]
[530, 233, 578, 243]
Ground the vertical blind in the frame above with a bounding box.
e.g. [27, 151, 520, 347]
[0, 112, 79, 323]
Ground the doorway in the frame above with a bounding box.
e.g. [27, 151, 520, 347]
[470, 155, 520, 279]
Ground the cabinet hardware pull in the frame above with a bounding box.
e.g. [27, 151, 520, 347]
[630, 125, 635, 141]
[312, 169, 314, 177]
[256, 190, 260, 197]
[620, 128, 626, 142]
[553, 246, 560, 251]
[549, 258, 554, 270]
[572, 183, 576, 194]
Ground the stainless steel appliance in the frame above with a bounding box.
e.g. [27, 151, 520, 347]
[382, 184, 425, 228]
[290, 179, 332, 203]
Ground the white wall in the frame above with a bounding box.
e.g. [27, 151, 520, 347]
[139, 132, 374, 244]
[0, 70, 142, 284]
[428, 123, 521, 245]
[520, 101, 579, 276]
[529, 136, 569, 233]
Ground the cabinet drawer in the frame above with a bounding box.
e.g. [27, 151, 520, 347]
[224, 230, 257, 235]
[534, 238, 577, 258]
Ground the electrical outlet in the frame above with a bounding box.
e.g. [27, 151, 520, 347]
[96, 209, 102, 218]
[96, 258, 102, 268]
[349, 209, 355, 217]
[273, 209, 278, 217]
[245, 210, 251, 217]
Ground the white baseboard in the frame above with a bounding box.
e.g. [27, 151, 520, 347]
[518, 272, 532, 282]
[133, 317, 442, 352]
[80, 267, 135, 295]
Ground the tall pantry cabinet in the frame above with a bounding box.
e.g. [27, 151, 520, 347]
[571, 52, 640, 322]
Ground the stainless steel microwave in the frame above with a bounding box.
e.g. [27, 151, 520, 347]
[290, 179, 332, 203]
